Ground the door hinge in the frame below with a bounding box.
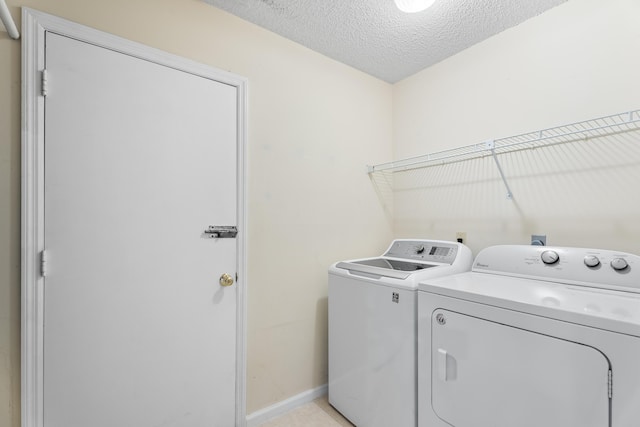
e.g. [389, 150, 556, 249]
[608, 369, 613, 399]
[41, 69, 49, 97]
[40, 250, 48, 277]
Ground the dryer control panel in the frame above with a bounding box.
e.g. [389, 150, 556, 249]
[473, 245, 640, 293]
[384, 240, 460, 264]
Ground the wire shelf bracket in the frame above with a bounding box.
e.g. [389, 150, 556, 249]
[0, 0, 19, 40]
[367, 109, 640, 200]
[486, 140, 513, 199]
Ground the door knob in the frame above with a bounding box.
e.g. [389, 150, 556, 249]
[219, 273, 234, 287]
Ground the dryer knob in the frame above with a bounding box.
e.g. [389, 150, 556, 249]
[541, 250, 559, 265]
[584, 255, 600, 268]
[611, 257, 629, 271]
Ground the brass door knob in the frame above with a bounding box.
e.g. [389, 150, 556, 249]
[219, 273, 234, 287]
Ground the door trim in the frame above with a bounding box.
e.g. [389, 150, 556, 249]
[20, 8, 248, 427]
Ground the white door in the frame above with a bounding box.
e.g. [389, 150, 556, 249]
[42, 32, 239, 426]
[431, 309, 610, 427]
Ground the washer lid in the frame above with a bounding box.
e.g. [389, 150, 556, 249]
[330, 239, 473, 285]
[420, 272, 640, 337]
[335, 259, 437, 280]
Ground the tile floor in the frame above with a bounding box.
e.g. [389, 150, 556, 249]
[259, 396, 354, 427]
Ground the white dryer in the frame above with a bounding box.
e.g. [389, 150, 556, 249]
[329, 239, 473, 427]
[417, 245, 640, 427]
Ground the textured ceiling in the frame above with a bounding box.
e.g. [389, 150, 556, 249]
[204, 0, 567, 83]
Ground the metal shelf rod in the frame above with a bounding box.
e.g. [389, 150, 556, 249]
[0, 0, 19, 40]
[486, 140, 513, 199]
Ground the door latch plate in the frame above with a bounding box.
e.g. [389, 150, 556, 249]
[205, 226, 238, 238]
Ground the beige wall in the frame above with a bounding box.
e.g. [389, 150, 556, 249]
[392, 0, 640, 256]
[4, 0, 640, 425]
[0, 1, 393, 425]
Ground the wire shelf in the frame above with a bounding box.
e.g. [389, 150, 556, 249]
[368, 109, 640, 174]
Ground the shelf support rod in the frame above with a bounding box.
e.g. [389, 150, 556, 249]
[486, 140, 513, 199]
[0, 0, 19, 40]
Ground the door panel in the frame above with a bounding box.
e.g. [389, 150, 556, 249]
[44, 32, 237, 426]
[328, 275, 417, 427]
[431, 309, 610, 427]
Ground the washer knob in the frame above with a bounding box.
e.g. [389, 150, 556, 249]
[584, 255, 600, 268]
[416, 245, 425, 254]
[611, 258, 629, 271]
[541, 250, 559, 265]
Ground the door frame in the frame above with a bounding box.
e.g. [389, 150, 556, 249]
[21, 8, 248, 427]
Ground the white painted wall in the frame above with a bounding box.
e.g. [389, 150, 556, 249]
[0, 1, 392, 425]
[392, 0, 640, 256]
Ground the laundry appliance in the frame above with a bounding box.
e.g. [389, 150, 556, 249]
[418, 245, 640, 427]
[328, 239, 473, 427]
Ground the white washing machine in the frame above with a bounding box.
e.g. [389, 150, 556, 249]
[417, 245, 640, 427]
[328, 239, 473, 427]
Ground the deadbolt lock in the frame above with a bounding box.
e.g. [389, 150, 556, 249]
[219, 273, 234, 287]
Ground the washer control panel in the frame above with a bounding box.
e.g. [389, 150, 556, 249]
[384, 240, 460, 264]
[473, 245, 640, 292]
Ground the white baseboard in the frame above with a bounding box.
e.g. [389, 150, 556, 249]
[246, 384, 328, 427]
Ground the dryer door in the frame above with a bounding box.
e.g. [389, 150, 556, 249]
[431, 309, 610, 427]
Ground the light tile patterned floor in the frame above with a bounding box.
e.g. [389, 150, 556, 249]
[260, 396, 354, 427]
